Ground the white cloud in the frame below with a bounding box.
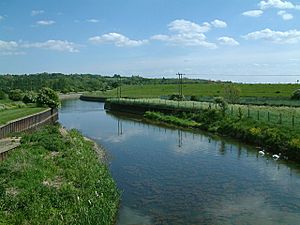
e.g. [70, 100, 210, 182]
[22, 40, 79, 52]
[0, 40, 18, 51]
[168, 19, 211, 33]
[243, 28, 300, 44]
[89, 33, 148, 47]
[258, 0, 298, 10]
[242, 10, 264, 17]
[151, 19, 217, 49]
[0, 15, 3, 21]
[218, 37, 240, 46]
[0, 40, 25, 55]
[211, 19, 227, 28]
[36, 20, 55, 26]
[31, 10, 44, 16]
[277, 10, 294, 20]
[86, 19, 99, 23]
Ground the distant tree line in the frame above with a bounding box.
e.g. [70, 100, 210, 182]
[0, 73, 209, 93]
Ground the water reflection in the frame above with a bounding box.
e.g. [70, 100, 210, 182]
[59, 100, 300, 225]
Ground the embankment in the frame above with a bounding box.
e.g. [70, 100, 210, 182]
[79, 95, 108, 102]
[105, 100, 300, 163]
[0, 125, 119, 225]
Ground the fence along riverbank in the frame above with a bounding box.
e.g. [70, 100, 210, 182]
[0, 108, 58, 139]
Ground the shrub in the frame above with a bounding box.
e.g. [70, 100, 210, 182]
[291, 89, 300, 100]
[223, 85, 240, 103]
[8, 89, 23, 101]
[22, 91, 37, 104]
[0, 90, 7, 100]
[190, 95, 198, 101]
[214, 97, 228, 115]
[36, 87, 60, 109]
[169, 94, 185, 101]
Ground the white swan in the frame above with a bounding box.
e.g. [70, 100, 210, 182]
[272, 154, 280, 160]
[258, 151, 265, 156]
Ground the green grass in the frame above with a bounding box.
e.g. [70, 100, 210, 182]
[0, 107, 46, 125]
[86, 83, 300, 98]
[0, 125, 119, 225]
[108, 98, 300, 133]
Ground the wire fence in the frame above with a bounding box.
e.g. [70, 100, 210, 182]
[109, 98, 300, 130]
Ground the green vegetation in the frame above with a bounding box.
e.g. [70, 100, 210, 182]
[22, 91, 37, 104]
[107, 98, 300, 161]
[86, 83, 300, 107]
[36, 87, 60, 109]
[0, 107, 46, 125]
[0, 125, 119, 225]
[291, 89, 300, 100]
[223, 84, 240, 103]
[87, 83, 300, 98]
[8, 89, 23, 101]
[107, 98, 300, 133]
[0, 73, 206, 94]
[0, 87, 60, 125]
[144, 109, 300, 162]
[144, 111, 199, 128]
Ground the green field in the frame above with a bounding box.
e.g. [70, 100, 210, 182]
[87, 83, 300, 98]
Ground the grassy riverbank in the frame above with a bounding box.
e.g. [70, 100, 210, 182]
[0, 125, 119, 225]
[105, 98, 300, 162]
[107, 98, 300, 133]
[144, 110, 300, 162]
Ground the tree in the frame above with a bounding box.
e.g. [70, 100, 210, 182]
[291, 89, 300, 100]
[36, 88, 60, 109]
[8, 89, 23, 101]
[223, 85, 240, 103]
[23, 91, 37, 104]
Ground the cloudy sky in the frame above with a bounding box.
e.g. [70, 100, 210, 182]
[1, 0, 300, 82]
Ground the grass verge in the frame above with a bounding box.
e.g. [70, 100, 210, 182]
[0, 107, 46, 125]
[144, 110, 300, 163]
[0, 125, 119, 225]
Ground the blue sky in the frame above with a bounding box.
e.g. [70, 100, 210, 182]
[1, 0, 300, 82]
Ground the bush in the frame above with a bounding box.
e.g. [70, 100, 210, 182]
[169, 94, 185, 101]
[291, 89, 300, 100]
[8, 89, 23, 101]
[214, 97, 228, 115]
[0, 90, 7, 100]
[36, 87, 60, 109]
[22, 91, 37, 104]
[223, 84, 240, 103]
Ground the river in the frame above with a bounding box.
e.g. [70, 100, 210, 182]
[59, 99, 300, 225]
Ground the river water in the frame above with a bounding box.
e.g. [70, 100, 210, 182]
[59, 99, 300, 225]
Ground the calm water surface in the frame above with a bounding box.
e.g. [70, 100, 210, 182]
[59, 100, 300, 225]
